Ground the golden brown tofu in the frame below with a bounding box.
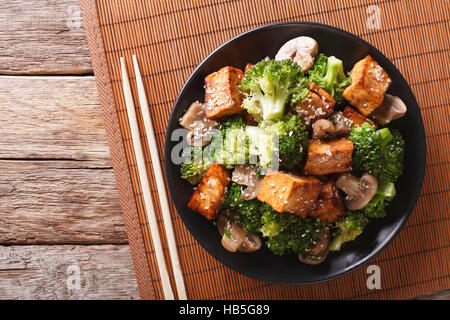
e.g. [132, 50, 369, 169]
[309, 82, 335, 103]
[342, 55, 392, 115]
[291, 82, 335, 128]
[343, 106, 377, 129]
[257, 171, 322, 217]
[187, 163, 230, 220]
[204, 66, 245, 119]
[303, 139, 354, 175]
[309, 180, 345, 223]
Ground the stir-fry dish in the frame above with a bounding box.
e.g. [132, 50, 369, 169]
[179, 36, 407, 265]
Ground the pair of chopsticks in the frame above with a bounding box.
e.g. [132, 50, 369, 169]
[120, 55, 186, 300]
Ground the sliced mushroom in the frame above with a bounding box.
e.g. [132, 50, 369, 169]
[239, 233, 262, 253]
[216, 211, 262, 253]
[312, 119, 336, 139]
[330, 111, 352, 136]
[275, 36, 319, 72]
[370, 94, 407, 125]
[298, 228, 330, 265]
[216, 212, 228, 237]
[312, 111, 354, 140]
[221, 222, 247, 253]
[180, 101, 206, 130]
[180, 101, 219, 147]
[336, 173, 378, 210]
[231, 165, 263, 200]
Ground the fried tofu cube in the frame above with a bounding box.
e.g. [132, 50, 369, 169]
[309, 82, 335, 103]
[309, 180, 345, 223]
[342, 55, 392, 115]
[187, 163, 230, 220]
[292, 82, 335, 128]
[343, 106, 377, 129]
[205, 66, 245, 119]
[257, 171, 322, 217]
[303, 139, 353, 175]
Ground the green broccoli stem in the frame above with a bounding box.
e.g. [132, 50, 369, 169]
[323, 56, 342, 95]
[329, 233, 345, 251]
[363, 180, 395, 217]
[259, 220, 282, 238]
[260, 89, 290, 120]
[377, 180, 396, 198]
[377, 127, 393, 146]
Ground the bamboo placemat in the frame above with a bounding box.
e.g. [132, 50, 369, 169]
[81, 0, 450, 300]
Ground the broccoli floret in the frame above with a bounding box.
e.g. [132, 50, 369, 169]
[258, 203, 296, 238]
[210, 115, 308, 170]
[357, 180, 396, 219]
[308, 54, 351, 101]
[330, 181, 395, 250]
[222, 183, 324, 255]
[329, 211, 369, 251]
[218, 115, 247, 131]
[209, 116, 248, 169]
[383, 129, 405, 182]
[221, 183, 262, 233]
[181, 117, 249, 183]
[349, 123, 405, 182]
[240, 59, 309, 120]
[180, 146, 212, 184]
[265, 215, 324, 256]
[245, 115, 308, 170]
[260, 115, 308, 170]
[245, 126, 274, 169]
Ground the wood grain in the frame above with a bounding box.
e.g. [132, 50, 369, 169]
[0, 160, 126, 244]
[413, 289, 450, 300]
[0, 76, 110, 165]
[0, 0, 92, 75]
[0, 245, 139, 299]
[0, 75, 127, 244]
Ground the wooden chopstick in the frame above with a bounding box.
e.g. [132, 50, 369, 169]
[132, 55, 187, 300]
[120, 57, 174, 300]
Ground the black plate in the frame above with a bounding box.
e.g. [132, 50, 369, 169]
[164, 22, 426, 284]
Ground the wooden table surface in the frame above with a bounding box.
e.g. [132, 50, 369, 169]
[0, 0, 447, 300]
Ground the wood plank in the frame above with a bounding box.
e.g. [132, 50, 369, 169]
[0, 75, 126, 244]
[0, 245, 139, 299]
[414, 289, 450, 300]
[0, 0, 92, 74]
[0, 160, 127, 244]
[0, 76, 109, 165]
